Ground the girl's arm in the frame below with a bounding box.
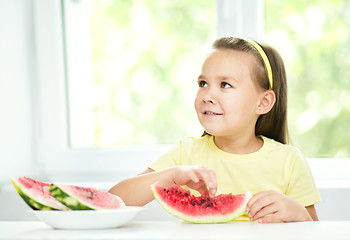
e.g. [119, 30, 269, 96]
[108, 168, 172, 206]
[246, 190, 319, 223]
[108, 166, 217, 206]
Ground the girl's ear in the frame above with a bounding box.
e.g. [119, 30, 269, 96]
[256, 90, 276, 115]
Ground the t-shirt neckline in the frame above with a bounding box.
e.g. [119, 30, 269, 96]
[207, 135, 269, 161]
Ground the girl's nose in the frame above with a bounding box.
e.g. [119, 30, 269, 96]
[202, 90, 216, 104]
[203, 97, 215, 104]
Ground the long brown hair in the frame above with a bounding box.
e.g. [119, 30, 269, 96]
[202, 37, 289, 144]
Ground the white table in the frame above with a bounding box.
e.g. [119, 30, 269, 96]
[1, 221, 350, 240]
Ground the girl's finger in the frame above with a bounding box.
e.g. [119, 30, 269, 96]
[247, 194, 275, 218]
[258, 212, 283, 223]
[186, 169, 199, 183]
[196, 169, 217, 197]
[250, 203, 278, 222]
[246, 190, 277, 210]
[195, 184, 210, 196]
[247, 191, 270, 209]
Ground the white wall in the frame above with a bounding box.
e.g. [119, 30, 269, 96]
[0, 0, 34, 184]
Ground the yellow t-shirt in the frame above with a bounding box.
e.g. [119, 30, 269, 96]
[150, 135, 321, 221]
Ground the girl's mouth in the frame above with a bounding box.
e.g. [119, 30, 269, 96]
[204, 111, 222, 115]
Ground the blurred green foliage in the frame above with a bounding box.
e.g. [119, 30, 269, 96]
[266, 0, 350, 157]
[91, 0, 215, 145]
[90, 0, 349, 157]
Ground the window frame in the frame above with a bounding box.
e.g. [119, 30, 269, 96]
[33, 0, 166, 181]
[32, 0, 350, 186]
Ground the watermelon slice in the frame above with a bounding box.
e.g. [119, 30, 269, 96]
[151, 183, 252, 223]
[49, 184, 126, 210]
[10, 177, 69, 210]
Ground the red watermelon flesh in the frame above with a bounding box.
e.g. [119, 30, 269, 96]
[151, 183, 252, 223]
[11, 177, 69, 210]
[49, 184, 126, 210]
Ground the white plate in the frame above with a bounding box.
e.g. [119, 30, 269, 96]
[32, 207, 143, 230]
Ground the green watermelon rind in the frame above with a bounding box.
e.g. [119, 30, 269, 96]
[49, 184, 94, 210]
[10, 178, 65, 211]
[151, 183, 252, 224]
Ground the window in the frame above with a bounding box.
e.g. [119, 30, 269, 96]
[64, 0, 264, 148]
[34, 0, 264, 180]
[265, 0, 350, 157]
[33, 0, 349, 184]
[66, 0, 350, 157]
[64, 0, 216, 147]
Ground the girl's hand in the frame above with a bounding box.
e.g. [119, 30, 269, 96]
[171, 166, 217, 197]
[246, 190, 312, 223]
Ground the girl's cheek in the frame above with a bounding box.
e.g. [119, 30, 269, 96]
[194, 95, 202, 109]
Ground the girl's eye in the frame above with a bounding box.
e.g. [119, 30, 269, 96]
[221, 82, 232, 88]
[198, 80, 208, 87]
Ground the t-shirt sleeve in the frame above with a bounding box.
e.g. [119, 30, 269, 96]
[149, 140, 182, 171]
[285, 149, 321, 207]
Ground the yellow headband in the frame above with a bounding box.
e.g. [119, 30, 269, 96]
[245, 39, 273, 89]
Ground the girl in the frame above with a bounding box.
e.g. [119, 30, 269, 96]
[109, 37, 321, 223]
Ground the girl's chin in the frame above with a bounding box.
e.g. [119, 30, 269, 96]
[203, 129, 220, 136]
[203, 130, 231, 137]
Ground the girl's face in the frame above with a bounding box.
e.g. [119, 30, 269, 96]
[194, 49, 264, 138]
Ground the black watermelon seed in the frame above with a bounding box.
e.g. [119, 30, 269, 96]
[191, 200, 196, 206]
[184, 193, 189, 197]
